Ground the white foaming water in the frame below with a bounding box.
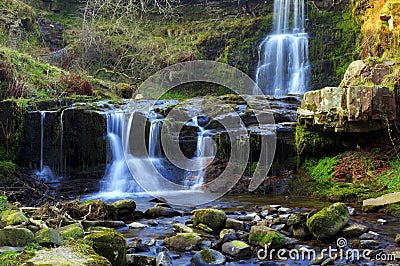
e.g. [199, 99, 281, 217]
[35, 111, 56, 182]
[255, 0, 310, 96]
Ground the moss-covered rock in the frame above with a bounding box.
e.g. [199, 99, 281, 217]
[28, 246, 112, 266]
[248, 226, 285, 249]
[163, 233, 202, 251]
[58, 223, 84, 239]
[221, 240, 251, 259]
[0, 209, 28, 226]
[112, 199, 136, 220]
[192, 249, 226, 266]
[84, 231, 126, 266]
[144, 206, 181, 218]
[0, 227, 34, 246]
[192, 209, 227, 231]
[35, 228, 65, 247]
[306, 202, 350, 239]
[173, 223, 193, 233]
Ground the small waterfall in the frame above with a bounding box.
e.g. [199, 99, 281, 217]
[148, 119, 163, 158]
[255, 0, 310, 96]
[35, 111, 55, 181]
[183, 117, 215, 190]
[98, 112, 141, 197]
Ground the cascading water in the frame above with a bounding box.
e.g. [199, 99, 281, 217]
[255, 0, 310, 96]
[97, 112, 141, 197]
[183, 117, 215, 190]
[35, 111, 56, 181]
[148, 119, 163, 158]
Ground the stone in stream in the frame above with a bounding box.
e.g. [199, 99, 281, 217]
[192, 209, 227, 231]
[219, 229, 236, 239]
[112, 199, 136, 220]
[395, 234, 400, 246]
[225, 218, 245, 231]
[306, 202, 350, 239]
[163, 233, 202, 251]
[58, 223, 84, 239]
[127, 239, 150, 252]
[84, 231, 126, 266]
[145, 206, 182, 218]
[221, 240, 251, 259]
[35, 228, 65, 247]
[0, 210, 28, 226]
[248, 226, 285, 249]
[362, 192, 400, 210]
[156, 251, 173, 266]
[0, 227, 34, 246]
[129, 222, 148, 229]
[173, 223, 193, 233]
[126, 254, 155, 266]
[28, 247, 111, 266]
[341, 223, 369, 238]
[192, 249, 226, 266]
[360, 231, 383, 240]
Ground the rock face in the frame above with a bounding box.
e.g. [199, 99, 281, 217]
[192, 209, 227, 231]
[306, 202, 350, 239]
[298, 86, 396, 132]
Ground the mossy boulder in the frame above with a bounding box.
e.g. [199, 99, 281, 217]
[163, 233, 202, 251]
[0, 209, 28, 226]
[192, 249, 226, 266]
[35, 228, 65, 247]
[192, 209, 227, 231]
[111, 199, 136, 220]
[0, 227, 34, 246]
[306, 202, 350, 239]
[221, 240, 251, 259]
[248, 226, 285, 249]
[58, 223, 84, 239]
[28, 246, 112, 266]
[144, 206, 181, 218]
[84, 231, 126, 266]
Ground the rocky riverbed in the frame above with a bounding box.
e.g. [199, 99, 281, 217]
[0, 195, 399, 266]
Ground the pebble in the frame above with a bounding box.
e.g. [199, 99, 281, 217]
[129, 222, 148, 229]
[377, 218, 387, 224]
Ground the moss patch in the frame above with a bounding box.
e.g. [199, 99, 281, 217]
[248, 226, 285, 249]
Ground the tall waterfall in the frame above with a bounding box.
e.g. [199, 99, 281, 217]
[35, 111, 56, 181]
[255, 0, 310, 96]
[98, 112, 141, 197]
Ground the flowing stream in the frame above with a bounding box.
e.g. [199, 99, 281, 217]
[255, 0, 310, 96]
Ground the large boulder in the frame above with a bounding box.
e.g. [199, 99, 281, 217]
[192, 249, 226, 266]
[163, 233, 202, 251]
[84, 231, 126, 266]
[363, 192, 400, 210]
[58, 223, 84, 239]
[0, 210, 28, 226]
[0, 227, 34, 246]
[144, 206, 181, 219]
[112, 199, 136, 220]
[35, 228, 65, 247]
[306, 202, 350, 239]
[192, 209, 227, 231]
[248, 226, 285, 249]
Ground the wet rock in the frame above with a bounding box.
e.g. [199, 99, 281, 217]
[339, 60, 367, 88]
[271, 224, 285, 231]
[81, 220, 126, 229]
[129, 222, 148, 229]
[213, 233, 237, 250]
[163, 233, 202, 251]
[0, 210, 28, 226]
[35, 228, 64, 247]
[112, 200, 136, 221]
[292, 223, 311, 239]
[195, 223, 213, 234]
[192, 249, 226, 266]
[126, 254, 155, 266]
[395, 234, 400, 246]
[221, 240, 251, 259]
[192, 209, 227, 231]
[127, 239, 150, 252]
[360, 231, 383, 240]
[173, 223, 193, 233]
[347, 206, 356, 216]
[28, 247, 111, 266]
[0, 228, 34, 246]
[377, 218, 387, 224]
[58, 223, 84, 240]
[306, 202, 350, 239]
[310, 253, 330, 265]
[249, 226, 285, 249]
[219, 229, 236, 239]
[341, 223, 369, 238]
[145, 206, 182, 218]
[286, 214, 300, 225]
[156, 251, 173, 266]
[84, 231, 126, 266]
[278, 207, 291, 213]
[359, 240, 380, 249]
[225, 218, 245, 231]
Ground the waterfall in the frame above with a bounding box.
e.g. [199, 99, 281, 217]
[148, 119, 162, 158]
[98, 112, 140, 196]
[255, 0, 310, 96]
[183, 117, 215, 190]
[35, 111, 55, 181]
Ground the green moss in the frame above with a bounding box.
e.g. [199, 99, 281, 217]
[34, 228, 65, 247]
[303, 156, 339, 184]
[84, 231, 126, 266]
[231, 240, 249, 248]
[58, 224, 84, 240]
[192, 208, 227, 231]
[200, 249, 215, 263]
[0, 209, 28, 226]
[249, 226, 285, 249]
